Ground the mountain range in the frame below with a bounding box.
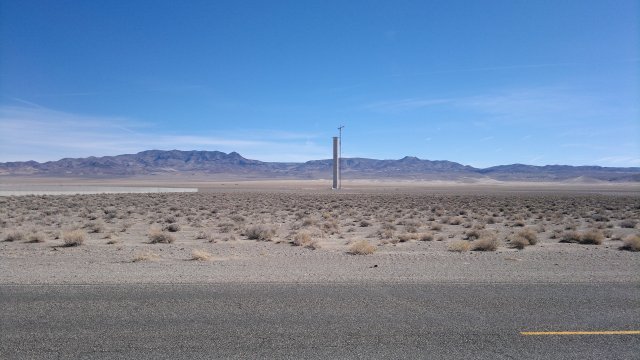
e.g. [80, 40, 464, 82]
[1, 150, 638, 182]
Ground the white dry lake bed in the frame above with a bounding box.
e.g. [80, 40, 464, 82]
[0, 185, 197, 196]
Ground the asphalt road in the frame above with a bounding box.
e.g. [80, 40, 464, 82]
[1, 283, 638, 359]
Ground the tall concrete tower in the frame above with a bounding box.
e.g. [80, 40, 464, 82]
[332, 136, 340, 189]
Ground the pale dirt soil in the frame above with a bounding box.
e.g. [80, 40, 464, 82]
[0, 180, 638, 285]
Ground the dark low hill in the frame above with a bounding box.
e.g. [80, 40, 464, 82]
[1, 150, 638, 182]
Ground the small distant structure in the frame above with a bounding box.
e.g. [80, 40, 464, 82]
[332, 125, 344, 190]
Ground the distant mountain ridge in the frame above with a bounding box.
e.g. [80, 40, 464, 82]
[1, 150, 638, 182]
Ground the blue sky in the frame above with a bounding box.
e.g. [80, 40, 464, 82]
[0, 0, 638, 167]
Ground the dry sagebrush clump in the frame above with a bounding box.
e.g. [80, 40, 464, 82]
[292, 231, 320, 249]
[419, 232, 434, 241]
[448, 240, 471, 252]
[620, 234, 640, 252]
[397, 233, 419, 242]
[560, 231, 582, 243]
[62, 229, 86, 246]
[463, 229, 482, 240]
[348, 240, 377, 255]
[560, 230, 604, 245]
[619, 219, 637, 229]
[148, 229, 175, 244]
[511, 227, 538, 249]
[579, 230, 604, 245]
[244, 225, 276, 241]
[471, 234, 500, 251]
[359, 220, 372, 227]
[245, 225, 276, 241]
[164, 223, 181, 232]
[86, 220, 105, 233]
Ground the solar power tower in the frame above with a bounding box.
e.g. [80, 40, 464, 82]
[332, 126, 344, 190]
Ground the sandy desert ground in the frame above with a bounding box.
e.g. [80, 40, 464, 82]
[0, 179, 638, 285]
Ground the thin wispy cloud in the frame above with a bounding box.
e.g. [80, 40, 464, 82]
[365, 86, 636, 123]
[5, 97, 47, 109]
[390, 58, 640, 79]
[146, 84, 208, 93]
[396, 61, 581, 78]
[459, 87, 614, 123]
[32, 92, 103, 98]
[559, 143, 609, 151]
[228, 129, 322, 142]
[322, 56, 639, 98]
[22, 83, 208, 99]
[363, 98, 452, 112]
[0, 106, 328, 162]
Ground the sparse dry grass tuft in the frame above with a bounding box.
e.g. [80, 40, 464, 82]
[86, 220, 105, 233]
[463, 229, 482, 240]
[62, 229, 86, 246]
[322, 220, 340, 234]
[4, 230, 25, 242]
[448, 240, 470, 252]
[218, 222, 235, 233]
[195, 230, 215, 242]
[419, 232, 434, 241]
[359, 220, 372, 227]
[620, 234, 640, 252]
[148, 229, 175, 244]
[348, 240, 377, 255]
[132, 251, 160, 262]
[301, 217, 316, 227]
[560, 231, 581, 243]
[397, 233, 418, 242]
[191, 249, 212, 261]
[230, 215, 245, 223]
[27, 232, 46, 243]
[292, 231, 320, 249]
[378, 228, 394, 239]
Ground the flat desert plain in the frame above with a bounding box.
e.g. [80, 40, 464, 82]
[1, 179, 638, 285]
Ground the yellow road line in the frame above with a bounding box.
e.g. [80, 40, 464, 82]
[521, 330, 640, 336]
